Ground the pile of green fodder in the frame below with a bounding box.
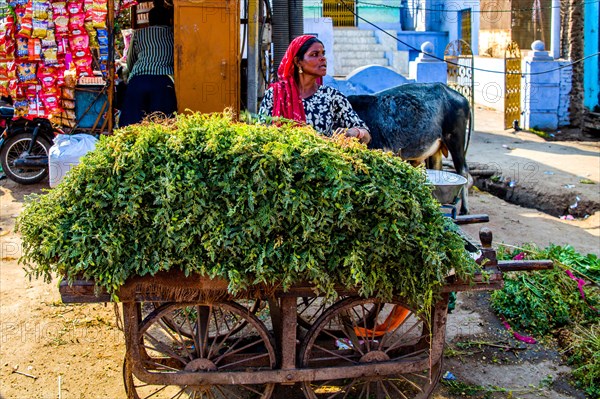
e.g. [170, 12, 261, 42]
[491, 244, 599, 335]
[18, 112, 476, 308]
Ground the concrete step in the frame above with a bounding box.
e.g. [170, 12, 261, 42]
[334, 36, 378, 45]
[337, 57, 388, 66]
[333, 44, 384, 57]
[333, 43, 382, 52]
[334, 50, 389, 59]
[333, 28, 391, 77]
[333, 28, 375, 38]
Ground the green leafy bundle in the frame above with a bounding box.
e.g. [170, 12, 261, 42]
[568, 324, 600, 397]
[18, 113, 475, 308]
[491, 244, 599, 335]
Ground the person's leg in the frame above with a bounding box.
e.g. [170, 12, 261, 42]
[119, 76, 142, 127]
[147, 75, 177, 117]
[119, 75, 154, 127]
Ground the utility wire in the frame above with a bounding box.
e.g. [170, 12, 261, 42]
[338, 0, 600, 77]
[351, 0, 597, 13]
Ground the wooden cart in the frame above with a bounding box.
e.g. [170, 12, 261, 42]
[59, 225, 552, 399]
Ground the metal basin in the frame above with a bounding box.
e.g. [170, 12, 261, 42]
[425, 169, 467, 204]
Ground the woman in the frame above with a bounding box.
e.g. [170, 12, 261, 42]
[259, 35, 371, 144]
[120, 5, 176, 127]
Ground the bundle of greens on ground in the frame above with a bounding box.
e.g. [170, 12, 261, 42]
[17, 112, 476, 309]
[491, 244, 600, 395]
[491, 244, 599, 335]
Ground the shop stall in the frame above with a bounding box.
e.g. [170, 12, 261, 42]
[1, 0, 250, 136]
[0, 0, 131, 133]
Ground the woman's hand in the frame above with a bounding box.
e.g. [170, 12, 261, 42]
[334, 127, 371, 144]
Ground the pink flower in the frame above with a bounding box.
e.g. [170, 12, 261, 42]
[512, 252, 526, 260]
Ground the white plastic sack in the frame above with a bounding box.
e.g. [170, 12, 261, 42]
[49, 134, 98, 188]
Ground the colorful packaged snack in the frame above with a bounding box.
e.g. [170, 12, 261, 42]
[37, 64, 58, 86]
[51, 1, 68, 16]
[73, 54, 93, 76]
[91, 10, 106, 28]
[15, 4, 33, 38]
[93, 0, 107, 10]
[42, 46, 58, 65]
[55, 35, 67, 54]
[17, 62, 38, 82]
[69, 33, 89, 51]
[82, 22, 97, 48]
[0, 14, 16, 51]
[16, 36, 29, 58]
[69, 12, 85, 30]
[32, 18, 48, 38]
[120, 0, 138, 9]
[41, 28, 55, 47]
[0, 78, 13, 97]
[53, 14, 68, 34]
[67, 0, 83, 15]
[13, 98, 30, 117]
[46, 7, 54, 28]
[54, 64, 66, 87]
[0, 18, 16, 59]
[0, 61, 16, 78]
[32, 0, 50, 19]
[62, 86, 75, 100]
[40, 87, 62, 115]
[28, 96, 47, 118]
[84, 0, 94, 20]
[27, 37, 42, 60]
[62, 68, 76, 87]
[61, 98, 75, 109]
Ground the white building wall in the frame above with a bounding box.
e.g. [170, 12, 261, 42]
[436, 0, 480, 55]
[473, 56, 506, 112]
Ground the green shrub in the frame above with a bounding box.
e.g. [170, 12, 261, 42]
[18, 113, 475, 308]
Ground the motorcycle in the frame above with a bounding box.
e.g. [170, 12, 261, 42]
[0, 105, 60, 184]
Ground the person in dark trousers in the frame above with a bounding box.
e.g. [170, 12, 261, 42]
[119, 5, 176, 127]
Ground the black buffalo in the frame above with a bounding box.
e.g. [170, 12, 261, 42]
[348, 83, 472, 214]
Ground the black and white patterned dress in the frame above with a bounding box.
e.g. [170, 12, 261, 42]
[259, 85, 368, 136]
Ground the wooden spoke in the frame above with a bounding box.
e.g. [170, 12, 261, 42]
[299, 297, 444, 399]
[124, 301, 275, 399]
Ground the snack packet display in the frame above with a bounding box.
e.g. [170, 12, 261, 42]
[2, 0, 110, 119]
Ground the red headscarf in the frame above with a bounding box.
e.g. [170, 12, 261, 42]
[271, 35, 323, 122]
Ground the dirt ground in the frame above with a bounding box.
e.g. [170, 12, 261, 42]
[1, 165, 598, 398]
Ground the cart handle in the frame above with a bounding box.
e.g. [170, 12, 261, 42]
[496, 260, 554, 272]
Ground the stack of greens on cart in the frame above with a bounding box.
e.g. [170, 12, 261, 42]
[18, 113, 476, 309]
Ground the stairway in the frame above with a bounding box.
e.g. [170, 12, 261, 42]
[332, 29, 392, 77]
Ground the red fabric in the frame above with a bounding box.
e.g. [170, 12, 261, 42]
[271, 35, 322, 122]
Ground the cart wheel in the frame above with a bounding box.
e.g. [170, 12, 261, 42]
[147, 299, 263, 340]
[296, 296, 338, 330]
[297, 296, 379, 332]
[125, 301, 276, 399]
[299, 297, 440, 399]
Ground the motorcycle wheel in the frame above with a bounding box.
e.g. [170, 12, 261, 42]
[0, 132, 52, 184]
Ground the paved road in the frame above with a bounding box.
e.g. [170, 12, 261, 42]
[467, 107, 600, 218]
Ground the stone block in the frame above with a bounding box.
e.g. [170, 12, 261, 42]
[523, 111, 558, 130]
[523, 85, 560, 111]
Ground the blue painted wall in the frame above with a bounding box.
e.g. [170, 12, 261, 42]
[584, 0, 600, 110]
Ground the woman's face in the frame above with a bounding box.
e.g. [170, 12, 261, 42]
[297, 42, 327, 77]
